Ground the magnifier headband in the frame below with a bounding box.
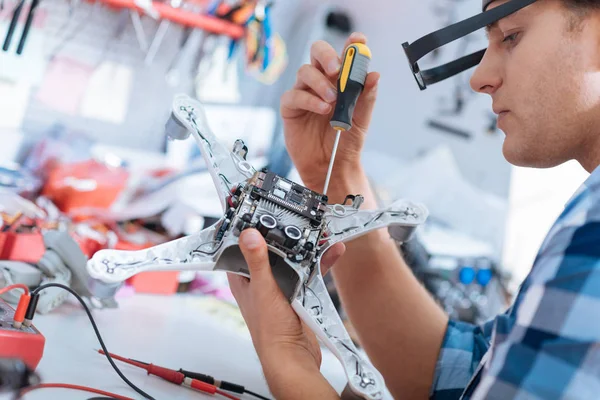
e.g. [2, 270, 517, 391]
[402, 0, 538, 90]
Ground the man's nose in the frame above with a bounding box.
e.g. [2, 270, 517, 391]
[470, 49, 503, 95]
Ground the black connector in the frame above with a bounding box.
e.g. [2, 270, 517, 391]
[178, 369, 215, 385]
[220, 380, 245, 394]
[24, 293, 39, 320]
[178, 368, 270, 399]
[22, 293, 40, 327]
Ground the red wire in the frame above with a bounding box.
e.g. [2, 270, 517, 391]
[20, 383, 134, 400]
[22, 383, 239, 400]
[216, 388, 241, 400]
[0, 283, 29, 296]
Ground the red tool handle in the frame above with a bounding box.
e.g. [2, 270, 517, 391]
[99, 0, 245, 39]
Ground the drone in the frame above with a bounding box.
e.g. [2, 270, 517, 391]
[86, 94, 429, 400]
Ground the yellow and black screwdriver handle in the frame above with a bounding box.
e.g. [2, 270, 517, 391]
[330, 43, 372, 132]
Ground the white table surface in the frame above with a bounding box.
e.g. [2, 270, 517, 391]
[3, 294, 351, 400]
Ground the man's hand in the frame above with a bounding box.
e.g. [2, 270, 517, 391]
[276, 33, 448, 399]
[228, 229, 345, 399]
[281, 32, 380, 198]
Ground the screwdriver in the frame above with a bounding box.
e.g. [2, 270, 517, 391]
[323, 42, 372, 195]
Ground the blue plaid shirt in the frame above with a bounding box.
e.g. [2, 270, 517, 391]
[430, 165, 600, 400]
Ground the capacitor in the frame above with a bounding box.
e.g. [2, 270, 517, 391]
[216, 218, 231, 241]
[284, 226, 302, 248]
[226, 207, 235, 219]
[257, 214, 277, 237]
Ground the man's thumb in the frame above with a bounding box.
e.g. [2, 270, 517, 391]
[239, 229, 273, 282]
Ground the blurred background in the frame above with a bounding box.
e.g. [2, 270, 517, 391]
[0, 0, 591, 397]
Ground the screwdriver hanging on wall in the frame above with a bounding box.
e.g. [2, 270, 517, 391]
[2, 0, 25, 51]
[2, 0, 42, 54]
[16, 0, 41, 54]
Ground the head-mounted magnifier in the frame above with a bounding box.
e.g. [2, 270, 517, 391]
[402, 0, 537, 90]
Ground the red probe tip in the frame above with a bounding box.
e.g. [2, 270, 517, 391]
[183, 377, 218, 395]
[13, 293, 31, 328]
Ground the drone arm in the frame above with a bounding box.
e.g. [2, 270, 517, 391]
[86, 223, 221, 283]
[292, 273, 385, 400]
[167, 94, 256, 210]
[321, 199, 428, 250]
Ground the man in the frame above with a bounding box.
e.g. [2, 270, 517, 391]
[227, 0, 600, 398]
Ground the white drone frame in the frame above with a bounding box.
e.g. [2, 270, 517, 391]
[86, 94, 428, 400]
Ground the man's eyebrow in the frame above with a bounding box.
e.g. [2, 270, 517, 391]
[485, 21, 498, 36]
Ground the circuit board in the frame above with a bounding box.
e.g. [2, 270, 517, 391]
[250, 172, 328, 226]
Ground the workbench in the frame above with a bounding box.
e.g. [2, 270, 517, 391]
[2, 293, 350, 399]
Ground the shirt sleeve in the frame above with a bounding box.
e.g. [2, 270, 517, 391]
[429, 318, 494, 399]
[472, 221, 600, 400]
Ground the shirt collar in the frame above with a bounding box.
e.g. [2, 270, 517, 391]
[563, 164, 599, 208]
[584, 163, 600, 190]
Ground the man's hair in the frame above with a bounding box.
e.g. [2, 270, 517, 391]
[564, 0, 600, 8]
[562, 0, 600, 31]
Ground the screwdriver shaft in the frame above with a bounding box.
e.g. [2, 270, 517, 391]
[323, 129, 342, 195]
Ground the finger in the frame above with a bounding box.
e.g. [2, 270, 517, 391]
[294, 64, 337, 103]
[310, 40, 341, 77]
[227, 272, 249, 293]
[239, 229, 276, 285]
[227, 272, 249, 300]
[351, 71, 380, 132]
[343, 32, 368, 50]
[320, 243, 346, 276]
[359, 72, 381, 106]
[281, 89, 332, 116]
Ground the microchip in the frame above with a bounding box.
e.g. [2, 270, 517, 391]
[252, 171, 327, 224]
[292, 184, 306, 193]
[277, 179, 293, 192]
[289, 192, 304, 204]
[274, 188, 286, 199]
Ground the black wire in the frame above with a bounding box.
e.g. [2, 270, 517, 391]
[32, 283, 155, 400]
[244, 389, 271, 400]
[190, 240, 223, 256]
[219, 174, 232, 190]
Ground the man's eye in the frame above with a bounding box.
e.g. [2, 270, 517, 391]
[502, 32, 519, 43]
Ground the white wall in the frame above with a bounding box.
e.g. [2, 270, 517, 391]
[325, 0, 511, 199]
[319, 0, 593, 284]
[502, 162, 589, 289]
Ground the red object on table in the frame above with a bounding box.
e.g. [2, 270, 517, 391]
[114, 230, 181, 295]
[129, 271, 180, 295]
[0, 232, 46, 263]
[41, 159, 129, 214]
[0, 298, 45, 370]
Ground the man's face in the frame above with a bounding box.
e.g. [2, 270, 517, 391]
[470, 0, 600, 170]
